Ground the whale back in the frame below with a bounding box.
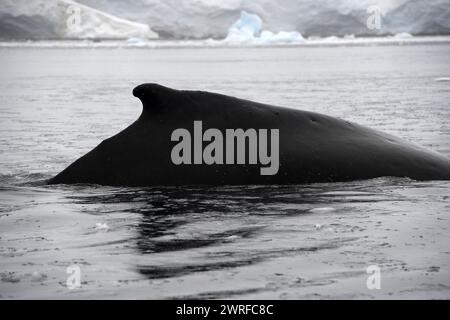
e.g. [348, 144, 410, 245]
[49, 83, 450, 186]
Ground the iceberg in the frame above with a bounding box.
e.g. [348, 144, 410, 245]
[224, 11, 263, 43]
[223, 11, 304, 45]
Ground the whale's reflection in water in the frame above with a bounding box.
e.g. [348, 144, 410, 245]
[62, 178, 419, 290]
[1, 176, 450, 298]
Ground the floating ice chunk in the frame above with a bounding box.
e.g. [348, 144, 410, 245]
[31, 271, 47, 281]
[126, 37, 147, 47]
[225, 235, 240, 241]
[435, 77, 450, 82]
[95, 222, 109, 231]
[315, 224, 334, 232]
[259, 30, 304, 44]
[393, 32, 413, 39]
[309, 207, 336, 213]
[324, 36, 340, 42]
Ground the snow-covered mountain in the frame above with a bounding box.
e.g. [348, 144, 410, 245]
[1, 0, 449, 40]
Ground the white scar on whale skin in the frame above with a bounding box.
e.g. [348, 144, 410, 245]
[171, 121, 279, 175]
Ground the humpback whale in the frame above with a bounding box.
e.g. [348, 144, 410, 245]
[49, 83, 450, 186]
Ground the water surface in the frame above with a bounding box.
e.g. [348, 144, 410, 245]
[0, 44, 450, 299]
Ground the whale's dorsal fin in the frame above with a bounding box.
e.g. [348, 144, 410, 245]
[133, 83, 182, 113]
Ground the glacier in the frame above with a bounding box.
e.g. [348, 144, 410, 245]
[76, 0, 450, 39]
[0, 0, 157, 40]
[1, 0, 450, 41]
